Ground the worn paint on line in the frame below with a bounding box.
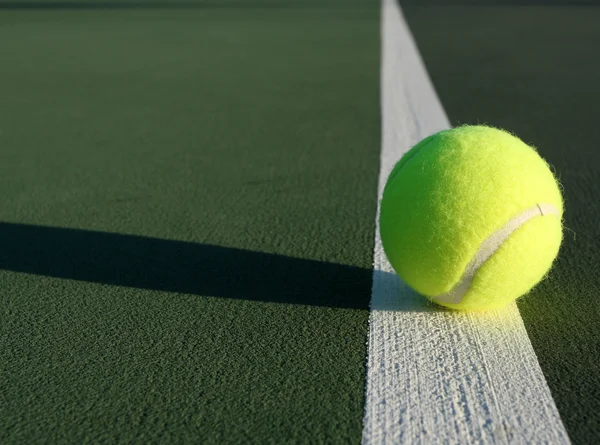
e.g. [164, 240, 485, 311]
[361, 0, 571, 443]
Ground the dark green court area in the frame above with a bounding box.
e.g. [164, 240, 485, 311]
[0, 2, 381, 443]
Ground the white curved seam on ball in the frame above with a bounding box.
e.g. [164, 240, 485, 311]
[432, 203, 560, 305]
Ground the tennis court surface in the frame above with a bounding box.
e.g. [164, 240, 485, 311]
[1, 0, 598, 443]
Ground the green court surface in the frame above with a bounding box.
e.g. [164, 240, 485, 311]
[0, 2, 380, 443]
[1, 1, 599, 444]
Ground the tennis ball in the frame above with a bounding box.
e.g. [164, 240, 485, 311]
[380, 125, 563, 311]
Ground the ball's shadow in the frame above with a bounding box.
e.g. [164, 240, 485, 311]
[0, 222, 376, 309]
[0, 222, 442, 312]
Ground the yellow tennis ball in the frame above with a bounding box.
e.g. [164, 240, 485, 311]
[380, 125, 564, 311]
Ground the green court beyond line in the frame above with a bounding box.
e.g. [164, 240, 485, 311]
[0, 2, 381, 444]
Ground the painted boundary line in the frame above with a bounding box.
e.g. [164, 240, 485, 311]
[361, 1, 571, 444]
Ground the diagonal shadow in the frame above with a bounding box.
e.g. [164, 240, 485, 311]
[0, 222, 374, 309]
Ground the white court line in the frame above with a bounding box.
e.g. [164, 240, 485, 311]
[361, 1, 571, 444]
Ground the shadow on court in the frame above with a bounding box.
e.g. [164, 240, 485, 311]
[0, 222, 438, 311]
[0, 222, 439, 311]
[0, 222, 377, 309]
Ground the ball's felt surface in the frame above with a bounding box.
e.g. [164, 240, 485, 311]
[380, 125, 563, 311]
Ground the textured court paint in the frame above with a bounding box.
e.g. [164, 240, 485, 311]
[361, 1, 570, 444]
